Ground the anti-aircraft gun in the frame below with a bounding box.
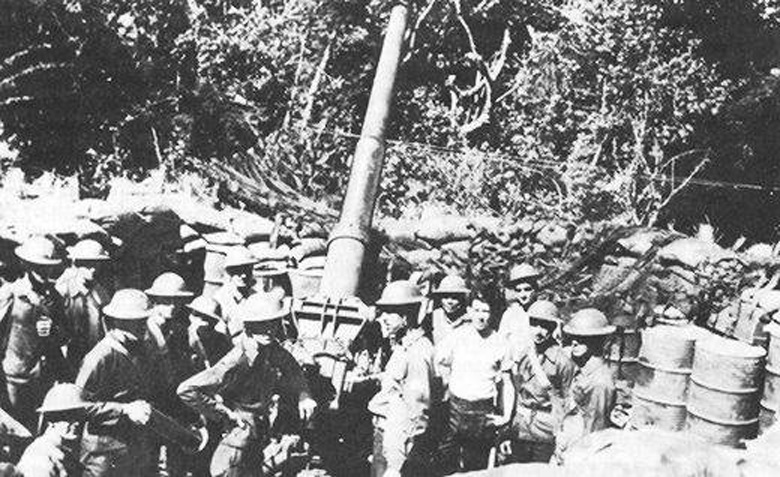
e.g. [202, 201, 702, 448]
[290, 2, 411, 407]
[286, 3, 414, 474]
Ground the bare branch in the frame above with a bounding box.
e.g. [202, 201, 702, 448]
[300, 36, 333, 131]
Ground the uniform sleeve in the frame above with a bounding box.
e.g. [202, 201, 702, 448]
[585, 380, 616, 433]
[177, 347, 242, 421]
[76, 350, 126, 426]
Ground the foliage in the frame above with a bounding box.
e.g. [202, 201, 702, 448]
[0, 0, 779, 237]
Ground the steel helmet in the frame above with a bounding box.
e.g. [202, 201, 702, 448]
[238, 292, 290, 324]
[224, 246, 258, 270]
[432, 275, 469, 296]
[103, 289, 152, 320]
[68, 239, 110, 262]
[186, 295, 222, 322]
[146, 272, 194, 299]
[15, 236, 64, 266]
[563, 308, 615, 337]
[508, 263, 541, 284]
[375, 281, 424, 307]
[37, 383, 89, 414]
[527, 300, 561, 325]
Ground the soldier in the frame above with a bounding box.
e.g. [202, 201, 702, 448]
[177, 292, 316, 477]
[12, 383, 91, 476]
[554, 308, 617, 463]
[186, 295, 231, 370]
[502, 300, 576, 463]
[76, 288, 167, 477]
[367, 281, 435, 477]
[499, 263, 541, 353]
[213, 246, 259, 342]
[1, 236, 69, 430]
[436, 292, 515, 474]
[428, 274, 469, 346]
[145, 272, 199, 477]
[57, 239, 113, 370]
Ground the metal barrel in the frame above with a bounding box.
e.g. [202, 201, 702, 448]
[606, 328, 641, 384]
[766, 323, 780, 368]
[760, 364, 780, 431]
[631, 326, 700, 431]
[319, 3, 409, 298]
[148, 408, 207, 454]
[640, 325, 699, 369]
[687, 335, 766, 447]
[759, 400, 777, 434]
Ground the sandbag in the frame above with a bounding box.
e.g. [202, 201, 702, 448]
[415, 215, 473, 245]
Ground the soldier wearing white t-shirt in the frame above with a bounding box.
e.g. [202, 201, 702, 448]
[435, 293, 515, 474]
[498, 263, 541, 353]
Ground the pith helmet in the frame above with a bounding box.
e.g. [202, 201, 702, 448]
[224, 246, 258, 270]
[508, 263, 540, 285]
[37, 383, 89, 414]
[527, 300, 561, 324]
[376, 281, 424, 307]
[15, 236, 64, 266]
[238, 292, 290, 324]
[103, 289, 151, 320]
[69, 239, 110, 262]
[563, 308, 615, 336]
[432, 275, 469, 296]
[186, 295, 222, 322]
[146, 272, 194, 299]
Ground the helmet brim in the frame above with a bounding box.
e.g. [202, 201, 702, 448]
[242, 307, 290, 324]
[145, 289, 195, 299]
[15, 247, 63, 266]
[375, 298, 424, 307]
[103, 306, 151, 320]
[562, 324, 616, 336]
[431, 288, 470, 297]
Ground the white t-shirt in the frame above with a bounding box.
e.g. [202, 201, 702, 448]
[436, 325, 511, 402]
[499, 303, 532, 352]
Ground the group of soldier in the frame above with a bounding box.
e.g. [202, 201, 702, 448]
[0, 234, 620, 477]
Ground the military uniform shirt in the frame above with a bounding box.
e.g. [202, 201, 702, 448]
[512, 344, 576, 442]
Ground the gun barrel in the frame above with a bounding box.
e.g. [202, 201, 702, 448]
[320, 4, 409, 298]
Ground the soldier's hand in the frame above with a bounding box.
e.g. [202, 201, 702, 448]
[124, 400, 152, 425]
[486, 413, 510, 428]
[298, 397, 317, 422]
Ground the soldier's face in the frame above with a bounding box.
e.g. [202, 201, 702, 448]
[507, 281, 536, 307]
[441, 295, 465, 316]
[228, 267, 254, 290]
[378, 310, 407, 339]
[469, 300, 491, 332]
[46, 419, 85, 453]
[530, 318, 554, 345]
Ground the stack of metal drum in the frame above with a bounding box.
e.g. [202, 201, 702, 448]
[632, 323, 769, 448]
[687, 335, 766, 446]
[632, 325, 700, 431]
